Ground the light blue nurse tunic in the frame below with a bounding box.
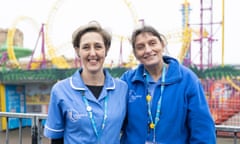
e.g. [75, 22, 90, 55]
[44, 68, 128, 144]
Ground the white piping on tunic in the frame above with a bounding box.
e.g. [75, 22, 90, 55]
[69, 76, 116, 90]
[44, 125, 64, 132]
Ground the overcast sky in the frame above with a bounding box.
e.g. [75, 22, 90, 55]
[0, 0, 239, 65]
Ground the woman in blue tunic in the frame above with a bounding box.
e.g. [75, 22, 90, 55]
[120, 25, 216, 144]
[44, 21, 128, 144]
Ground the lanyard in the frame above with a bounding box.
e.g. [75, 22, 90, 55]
[145, 64, 166, 142]
[81, 91, 108, 140]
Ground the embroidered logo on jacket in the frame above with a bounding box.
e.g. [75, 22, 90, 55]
[128, 89, 142, 103]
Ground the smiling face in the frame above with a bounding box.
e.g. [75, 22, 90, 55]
[133, 32, 164, 68]
[76, 31, 106, 74]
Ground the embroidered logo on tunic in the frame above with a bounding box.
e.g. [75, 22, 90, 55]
[67, 109, 87, 122]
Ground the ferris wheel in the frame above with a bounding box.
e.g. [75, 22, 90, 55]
[4, 0, 139, 69]
[45, 0, 140, 68]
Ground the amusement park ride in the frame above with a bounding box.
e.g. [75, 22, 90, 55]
[179, 0, 240, 125]
[0, 0, 239, 125]
[1, 0, 140, 70]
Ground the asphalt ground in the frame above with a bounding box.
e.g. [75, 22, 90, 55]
[0, 127, 239, 144]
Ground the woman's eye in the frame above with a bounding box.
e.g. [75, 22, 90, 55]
[95, 44, 103, 49]
[82, 45, 89, 49]
[150, 41, 156, 46]
[135, 45, 144, 51]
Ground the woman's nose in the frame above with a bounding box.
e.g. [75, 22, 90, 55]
[89, 47, 96, 55]
[144, 45, 152, 53]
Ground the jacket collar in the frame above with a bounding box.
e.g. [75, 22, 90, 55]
[131, 56, 182, 85]
[70, 68, 115, 91]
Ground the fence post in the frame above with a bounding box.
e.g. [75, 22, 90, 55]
[32, 116, 38, 144]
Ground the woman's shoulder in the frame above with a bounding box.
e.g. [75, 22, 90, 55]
[112, 77, 128, 87]
[52, 77, 71, 90]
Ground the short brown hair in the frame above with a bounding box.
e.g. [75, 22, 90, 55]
[72, 21, 112, 51]
[131, 25, 165, 50]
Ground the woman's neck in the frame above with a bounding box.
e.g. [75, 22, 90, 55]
[81, 70, 105, 86]
[145, 63, 166, 82]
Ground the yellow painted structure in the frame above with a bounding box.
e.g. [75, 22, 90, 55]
[0, 84, 7, 130]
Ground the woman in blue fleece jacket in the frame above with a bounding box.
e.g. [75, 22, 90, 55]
[120, 25, 216, 144]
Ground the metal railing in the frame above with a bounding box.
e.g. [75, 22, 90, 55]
[216, 125, 240, 144]
[0, 112, 47, 144]
[0, 112, 240, 144]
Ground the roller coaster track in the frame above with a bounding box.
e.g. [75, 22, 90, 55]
[7, 16, 39, 68]
[6, 28, 19, 67]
